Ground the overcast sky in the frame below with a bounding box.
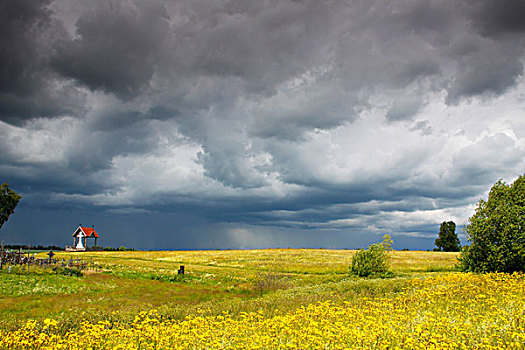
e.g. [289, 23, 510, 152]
[1, 0, 524, 250]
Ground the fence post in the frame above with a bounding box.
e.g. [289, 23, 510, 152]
[0, 241, 3, 270]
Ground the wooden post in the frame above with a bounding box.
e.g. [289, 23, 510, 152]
[0, 241, 3, 270]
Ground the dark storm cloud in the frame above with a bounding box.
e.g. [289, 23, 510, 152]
[443, 0, 525, 103]
[445, 36, 524, 103]
[1, 0, 525, 249]
[188, 1, 334, 93]
[52, 0, 169, 98]
[3, 0, 524, 124]
[0, 0, 85, 123]
[0, 0, 55, 96]
[470, 0, 525, 36]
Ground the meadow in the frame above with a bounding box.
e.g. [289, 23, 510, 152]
[0, 249, 523, 349]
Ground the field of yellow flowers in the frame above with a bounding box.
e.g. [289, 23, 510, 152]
[1, 272, 524, 349]
[0, 249, 459, 331]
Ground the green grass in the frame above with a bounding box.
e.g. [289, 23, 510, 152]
[0, 249, 460, 332]
[0, 272, 88, 297]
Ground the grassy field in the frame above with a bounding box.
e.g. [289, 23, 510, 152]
[0, 249, 457, 329]
[0, 249, 523, 349]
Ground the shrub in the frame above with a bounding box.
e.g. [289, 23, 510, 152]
[350, 235, 393, 277]
[55, 266, 83, 277]
[460, 174, 525, 273]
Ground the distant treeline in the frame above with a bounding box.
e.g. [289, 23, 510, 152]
[102, 246, 136, 251]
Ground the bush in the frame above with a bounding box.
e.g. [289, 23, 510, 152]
[54, 266, 83, 277]
[460, 174, 525, 273]
[350, 235, 393, 277]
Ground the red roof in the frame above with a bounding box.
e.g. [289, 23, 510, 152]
[73, 226, 100, 238]
[82, 227, 99, 238]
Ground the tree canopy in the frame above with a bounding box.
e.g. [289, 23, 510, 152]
[460, 174, 525, 273]
[434, 221, 461, 252]
[0, 183, 22, 230]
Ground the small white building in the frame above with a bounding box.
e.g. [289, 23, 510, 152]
[66, 225, 100, 251]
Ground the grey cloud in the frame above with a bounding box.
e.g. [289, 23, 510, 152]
[409, 121, 433, 135]
[160, 0, 525, 110]
[0, 83, 86, 124]
[395, 1, 456, 35]
[331, 2, 443, 91]
[443, 0, 525, 103]
[328, 0, 524, 103]
[446, 36, 524, 103]
[0, 0, 55, 96]
[64, 117, 181, 175]
[0, 0, 84, 123]
[0, 113, 178, 197]
[4, 0, 524, 123]
[469, 0, 525, 37]
[386, 97, 423, 122]
[198, 145, 267, 189]
[449, 133, 523, 186]
[178, 1, 335, 93]
[249, 90, 360, 141]
[52, 0, 169, 98]
[2, 0, 525, 250]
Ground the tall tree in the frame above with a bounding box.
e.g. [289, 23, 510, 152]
[0, 183, 22, 229]
[435, 221, 461, 252]
[460, 174, 525, 273]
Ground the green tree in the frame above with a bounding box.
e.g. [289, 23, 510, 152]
[350, 234, 393, 277]
[0, 183, 22, 229]
[434, 221, 461, 252]
[460, 174, 525, 273]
